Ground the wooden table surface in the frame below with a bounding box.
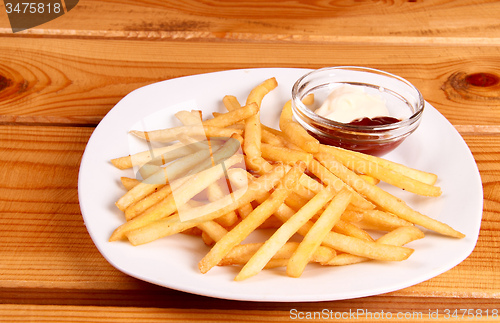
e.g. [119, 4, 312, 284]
[1, 1, 499, 321]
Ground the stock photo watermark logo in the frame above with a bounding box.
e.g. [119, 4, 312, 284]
[131, 132, 247, 223]
[4, 0, 79, 33]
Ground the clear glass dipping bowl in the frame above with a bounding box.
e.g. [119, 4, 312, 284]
[291, 66, 424, 156]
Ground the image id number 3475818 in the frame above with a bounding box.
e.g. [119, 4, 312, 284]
[3, 1, 70, 33]
[5, 2, 62, 14]
[441, 309, 499, 320]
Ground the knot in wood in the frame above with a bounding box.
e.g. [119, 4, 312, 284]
[442, 71, 500, 103]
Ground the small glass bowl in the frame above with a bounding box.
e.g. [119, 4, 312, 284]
[291, 66, 424, 156]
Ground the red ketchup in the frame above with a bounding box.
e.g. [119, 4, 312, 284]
[309, 116, 403, 156]
[348, 116, 400, 126]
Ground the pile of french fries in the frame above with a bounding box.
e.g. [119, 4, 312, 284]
[109, 77, 465, 281]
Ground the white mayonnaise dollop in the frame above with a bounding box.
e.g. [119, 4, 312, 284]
[314, 85, 389, 123]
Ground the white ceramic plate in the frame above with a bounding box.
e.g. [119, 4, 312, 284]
[78, 68, 483, 302]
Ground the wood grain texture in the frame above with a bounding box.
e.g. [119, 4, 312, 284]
[1, 290, 500, 313]
[0, 126, 136, 289]
[0, 0, 499, 43]
[0, 127, 498, 300]
[0, 38, 499, 127]
[1, 304, 500, 323]
[0, 0, 499, 320]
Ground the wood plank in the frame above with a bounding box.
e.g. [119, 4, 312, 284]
[0, 0, 499, 43]
[0, 38, 499, 127]
[0, 126, 498, 300]
[0, 125, 139, 289]
[1, 0, 499, 318]
[2, 286, 500, 312]
[1, 303, 500, 323]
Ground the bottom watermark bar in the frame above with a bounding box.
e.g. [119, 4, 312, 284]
[290, 309, 424, 321]
[290, 308, 500, 320]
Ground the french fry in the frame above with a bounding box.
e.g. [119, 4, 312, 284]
[207, 181, 239, 227]
[235, 186, 335, 281]
[222, 95, 242, 111]
[333, 219, 374, 242]
[322, 145, 442, 197]
[301, 93, 315, 105]
[120, 177, 140, 190]
[236, 203, 254, 219]
[320, 144, 438, 185]
[261, 128, 286, 146]
[115, 179, 162, 212]
[225, 167, 249, 190]
[175, 110, 202, 125]
[130, 125, 242, 143]
[110, 141, 194, 170]
[124, 183, 174, 220]
[225, 167, 254, 219]
[269, 200, 414, 261]
[261, 143, 313, 167]
[340, 206, 365, 223]
[198, 161, 306, 274]
[315, 153, 465, 238]
[261, 259, 290, 269]
[125, 142, 243, 219]
[260, 123, 286, 140]
[203, 103, 258, 128]
[181, 226, 203, 237]
[246, 78, 278, 107]
[196, 220, 229, 243]
[219, 242, 335, 266]
[284, 192, 310, 211]
[125, 164, 289, 245]
[121, 138, 237, 220]
[110, 154, 243, 241]
[115, 145, 214, 211]
[322, 231, 414, 261]
[177, 134, 213, 152]
[243, 77, 278, 159]
[126, 189, 245, 245]
[279, 100, 319, 153]
[201, 231, 215, 246]
[324, 226, 425, 266]
[290, 180, 316, 200]
[287, 189, 352, 278]
[244, 155, 274, 175]
[359, 174, 380, 185]
[352, 209, 414, 231]
[224, 169, 253, 217]
[258, 215, 283, 229]
[308, 158, 374, 209]
[138, 163, 163, 179]
[376, 225, 425, 245]
[184, 134, 243, 177]
[179, 164, 285, 224]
